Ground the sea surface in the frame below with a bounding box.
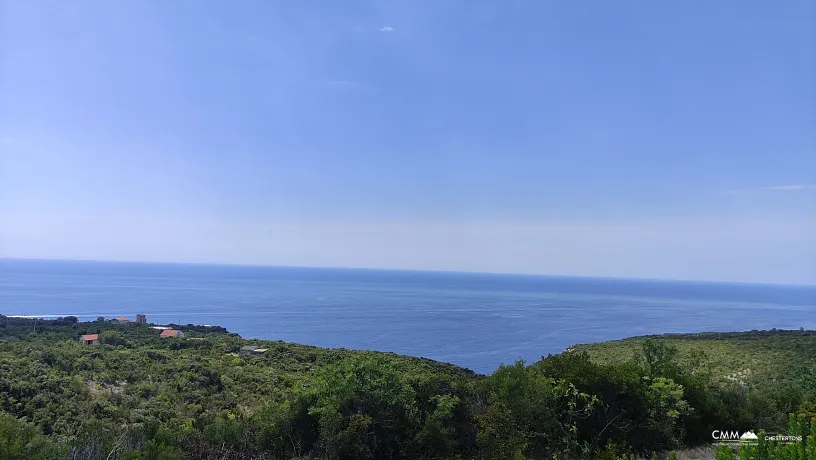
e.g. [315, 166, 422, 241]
[2, 259, 815, 373]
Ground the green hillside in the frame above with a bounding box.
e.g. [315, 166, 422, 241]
[570, 330, 816, 387]
[1, 315, 814, 460]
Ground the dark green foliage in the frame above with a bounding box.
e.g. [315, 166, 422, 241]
[0, 412, 65, 459]
[1, 314, 814, 459]
[474, 361, 596, 459]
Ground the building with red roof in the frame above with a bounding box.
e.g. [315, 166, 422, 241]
[80, 334, 99, 345]
[159, 329, 185, 338]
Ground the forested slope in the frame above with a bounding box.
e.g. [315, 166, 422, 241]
[1, 315, 814, 459]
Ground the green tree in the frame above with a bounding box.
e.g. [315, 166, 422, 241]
[475, 361, 595, 460]
[0, 413, 64, 460]
[638, 339, 679, 377]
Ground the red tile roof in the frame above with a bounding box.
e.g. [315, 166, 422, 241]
[160, 329, 181, 337]
[81, 334, 99, 341]
[113, 317, 128, 321]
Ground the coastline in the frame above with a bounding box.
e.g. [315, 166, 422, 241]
[3, 313, 813, 378]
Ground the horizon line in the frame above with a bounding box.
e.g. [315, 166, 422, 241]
[2, 256, 814, 288]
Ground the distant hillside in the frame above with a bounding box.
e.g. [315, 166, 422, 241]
[569, 330, 816, 386]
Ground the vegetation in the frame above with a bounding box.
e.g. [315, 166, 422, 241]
[1, 315, 814, 459]
[571, 330, 816, 388]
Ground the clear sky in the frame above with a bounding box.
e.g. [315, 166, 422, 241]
[1, 1, 814, 284]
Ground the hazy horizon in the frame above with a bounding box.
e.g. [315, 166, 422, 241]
[4, 256, 816, 288]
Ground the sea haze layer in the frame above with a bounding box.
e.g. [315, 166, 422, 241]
[2, 259, 815, 373]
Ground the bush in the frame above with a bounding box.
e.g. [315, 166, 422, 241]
[0, 413, 64, 460]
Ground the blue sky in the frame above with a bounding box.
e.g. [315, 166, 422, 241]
[1, 0, 814, 284]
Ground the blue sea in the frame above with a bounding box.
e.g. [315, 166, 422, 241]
[1, 259, 814, 373]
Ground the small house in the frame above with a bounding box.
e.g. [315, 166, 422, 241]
[251, 348, 268, 355]
[239, 345, 258, 355]
[159, 329, 185, 338]
[80, 334, 99, 345]
[110, 317, 129, 324]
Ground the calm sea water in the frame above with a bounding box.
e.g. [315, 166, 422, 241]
[1, 259, 814, 373]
